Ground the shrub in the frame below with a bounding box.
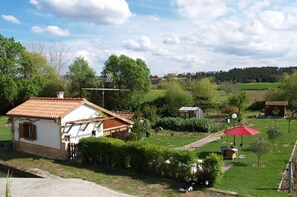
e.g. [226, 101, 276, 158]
[197, 153, 223, 187]
[79, 137, 194, 181]
[247, 101, 265, 111]
[156, 117, 216, 133]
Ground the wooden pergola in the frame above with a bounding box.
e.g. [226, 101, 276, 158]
[63, 117, 114, 133]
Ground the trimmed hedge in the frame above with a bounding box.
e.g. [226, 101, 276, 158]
[79, 137, 194, 181]
[79, 137, 223, 184]
[156, 117, 216, 133]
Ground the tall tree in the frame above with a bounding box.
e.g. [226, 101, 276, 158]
[228, 92, 249, 115]
[0, 34, 64, 114]
[160, 81, 193, 117]
[65, 57, 97, 98]
[102, 54, 150, 110]
[190, 78, 218, 110]
[267, 70, 297, 109]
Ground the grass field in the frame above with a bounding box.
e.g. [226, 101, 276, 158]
[0, 116, 11, 147]
[143, 89, 166, 103]
[194, 118, 295, 197]
[143, 130, 207, 148]
[236, 82, 280, 90]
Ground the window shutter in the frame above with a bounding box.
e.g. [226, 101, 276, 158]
[31, 124, 37, 140]
[19, 123, 25, 138]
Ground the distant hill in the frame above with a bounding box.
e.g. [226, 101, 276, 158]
[176, 66, 297, 83]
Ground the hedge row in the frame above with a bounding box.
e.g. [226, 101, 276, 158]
[156, 117, 216, 133]
[79, 137, 223, 185]
[79, 137, 194, 181]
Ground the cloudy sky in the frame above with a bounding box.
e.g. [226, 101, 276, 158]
[1, 0, 297, 76]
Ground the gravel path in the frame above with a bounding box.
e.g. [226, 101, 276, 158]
[179, 131, 225, 150]
[1, 177, 134, 197]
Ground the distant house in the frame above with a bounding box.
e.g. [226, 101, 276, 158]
[264, 101, 288, 117]
[6, 94, 133, 160]
[179, 107, 204, 119]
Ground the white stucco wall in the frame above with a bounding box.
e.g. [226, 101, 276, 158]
[13, 117, 60, 149]
[62, 104, 104, 144]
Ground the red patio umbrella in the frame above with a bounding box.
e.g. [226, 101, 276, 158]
[224, 125, 261, 155]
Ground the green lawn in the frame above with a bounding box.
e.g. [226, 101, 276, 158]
[194, 118, 294, 197]
[143, 130, 207, 148]
[143, 89, 166, 103]
[236, 82, 280, 90]
[0, 116, 12, 147]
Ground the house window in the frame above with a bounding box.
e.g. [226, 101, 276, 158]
[19, 122, 37, 140]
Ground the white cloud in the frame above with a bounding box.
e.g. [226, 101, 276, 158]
[1, 15, 20, 24]
[260, 10, 285, 30]
[31, 25, 70, 36]
[173, 0, 228, 20]
[163, 35, 180, 45]
[122, 36, 156, 51]
[148, 15, 160, 22]
[31, 0, 132, 25]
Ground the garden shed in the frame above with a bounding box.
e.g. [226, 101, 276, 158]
[179, 107, 204, 118]
[264, 101, 288, 117]
[6, 95, 133, 160]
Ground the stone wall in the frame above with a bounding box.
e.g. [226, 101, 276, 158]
[13, 140, 69, 160]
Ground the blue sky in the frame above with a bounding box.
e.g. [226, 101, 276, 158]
[1, 0, 297, 76]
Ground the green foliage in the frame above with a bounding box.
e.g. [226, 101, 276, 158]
[268, 70, 297, 108]
[190, 78, 218, 110]
[141, 105, 159, 126]
[228, 92, 249, 114]
[102, 54, 151, 110]
[247, 101, 265, 111]
[266, 126, 282, 152]
[198, 153, 223, 187]
[156, 117, 216, 133]
[0, 34, 64, 114]
[79, 137, 195, 181]
[131, 118, 151, 141]
[65, 57, 97, 98]
[250, 138, 269, 166]
[160, 81, 193, 117]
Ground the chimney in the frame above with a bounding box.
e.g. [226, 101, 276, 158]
[57, 91, 64, 98]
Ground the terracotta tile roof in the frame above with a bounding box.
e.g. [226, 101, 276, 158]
[265, 101, 288, 106]
[6, 97, 85, 119]
[6, 97, 134, 125]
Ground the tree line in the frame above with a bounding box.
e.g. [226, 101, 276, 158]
[174, 66, 297, 83]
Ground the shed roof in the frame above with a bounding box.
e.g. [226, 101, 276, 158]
[265, 101, 288, 106]
[6, 97, 133, 125]
[179, 107, 202, 111]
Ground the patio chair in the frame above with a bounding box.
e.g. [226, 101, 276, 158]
[220, 146, 228, 156]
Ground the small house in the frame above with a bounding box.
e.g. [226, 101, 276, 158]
[264, 101, 288, 117]
[6, 95, 133, 160]
[179, 107, 204, 119]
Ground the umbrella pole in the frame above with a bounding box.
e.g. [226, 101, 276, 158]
[233, 136, 236, 146]
[240, 136, 243, 155]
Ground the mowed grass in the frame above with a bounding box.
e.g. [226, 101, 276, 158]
[236, 82, 280, 90]
[194, 118, 295, 197]
[143, 130, 207, 148]
[143, 89, 166, 103]
[0, 116, 12, 147]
